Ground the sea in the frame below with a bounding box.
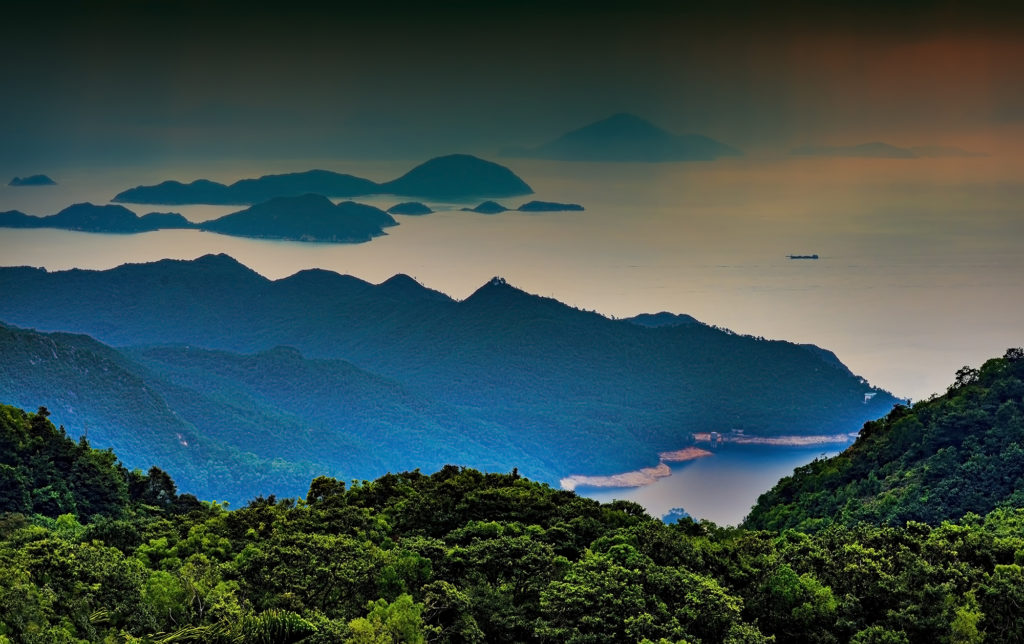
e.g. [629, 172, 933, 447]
[1, 154, 1021, 524]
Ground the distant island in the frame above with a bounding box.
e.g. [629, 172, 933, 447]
[377, 154, 533, 200]
[790, 142, 985, 159]
[198, 194, 396, 243]
[113, 154, 533, 205]
[501, 113, 741, 162]
[0, 196, 397, 243]
[8, 174, 56, 186]
[387, 201, 433, 215]
[461, 200, 509, 214]
[0, 203, 192, 233]
[517, 200, 584, 212]
[459, 200, 585, 214]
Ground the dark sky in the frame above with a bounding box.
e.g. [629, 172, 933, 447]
[3, 0, 1023, 164]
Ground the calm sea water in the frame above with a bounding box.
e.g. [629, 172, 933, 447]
[579, 443, 843, 526]
[1, 155, 1021, 519]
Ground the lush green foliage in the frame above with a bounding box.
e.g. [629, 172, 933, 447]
[4, 402, 1024, 642]
[746, 349, 1024, 531]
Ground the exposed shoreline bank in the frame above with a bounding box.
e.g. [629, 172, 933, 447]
[560, 435, 856, 492]
[559, 446, 713, 491]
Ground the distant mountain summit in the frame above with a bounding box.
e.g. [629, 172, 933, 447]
[503, 113, 741, 162]
[8, 174, 56, 186]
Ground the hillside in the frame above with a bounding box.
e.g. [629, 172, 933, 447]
[744, 349, 1024, 531]
[0, 324, 334, 504]
[0, 404, 201, 518]
[0, 323, 545, 503]
[3, 400, 1024, 642]
[0, 256, 898, 481]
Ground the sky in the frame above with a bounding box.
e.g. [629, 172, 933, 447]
[3, 1, 1024, 165]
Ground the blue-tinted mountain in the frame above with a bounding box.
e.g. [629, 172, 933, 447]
[0, 321, 541, 504]
[378, 154, 533, 199]
[0, 323, 328, 504]
[113, 155, 532, 205]
[114, 178, 234, 204]
[113, 171, 377, 205]
[225, 169, 378, 203]
[461, 200, 509, 214]
[0, 255, 900, 481]
[8, 174, 56, 186]
[199, 194, 395, 243]
[0, 203, 194, 233]
[517, 200, 584, 212]
[387, 201, 433, 215]
[503, 113, 741, 162]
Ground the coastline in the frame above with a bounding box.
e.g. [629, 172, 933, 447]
[559, 436, 855, 492]
[559, 446, 713, 491]
[692, 432, 858, 446]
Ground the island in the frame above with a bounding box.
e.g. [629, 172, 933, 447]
[461, 200, 509, 214]
[387, 201, 433, 215]
[198, 194, 396, 243]
[501, 113, 741, 162]
[378, 154, 533, 200]
[517, 200, 584, 212]
[113, 154, 533, 204]
[8, 174, 56, 186]
[0, 203, 193, 233]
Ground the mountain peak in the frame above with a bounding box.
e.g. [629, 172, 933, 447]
[507, 113, 739, 162]
[377, 274, 454, 303]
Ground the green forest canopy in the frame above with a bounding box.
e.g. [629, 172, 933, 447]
[2, 348, 1024, 643]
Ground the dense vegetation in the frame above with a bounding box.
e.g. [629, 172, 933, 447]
[0, 255, 898, 491]
[746, 349, 1024, 531]
[3, 401, 1024, 643]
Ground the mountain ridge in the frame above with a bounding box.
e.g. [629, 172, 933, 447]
[0, 255, 899, 484]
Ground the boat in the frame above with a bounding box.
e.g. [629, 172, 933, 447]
[787, 254, 819, 259]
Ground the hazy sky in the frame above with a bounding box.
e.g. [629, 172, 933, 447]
[4, 1, 1023, 165]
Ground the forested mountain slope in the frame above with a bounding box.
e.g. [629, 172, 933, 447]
[3, 402, 1024, 643]
[745, 349, 1024, 531]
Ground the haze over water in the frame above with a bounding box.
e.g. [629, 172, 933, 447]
[2, 152, 1021, 403]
